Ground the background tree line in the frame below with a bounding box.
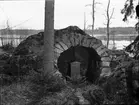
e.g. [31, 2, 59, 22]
[86, 27, 137, 35]
[0, 27, 137, 36]
[0, 29, 42, 36]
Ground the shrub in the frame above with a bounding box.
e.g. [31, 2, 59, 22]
[1, 43, 15, 53]
[0, 74, 18, 86]
[0, 71, 67, 105]
[25, 72, 67, 105]
[98, 52, 139, 104]
[28, 72, 66, 92]
[0, 82, 30, 105]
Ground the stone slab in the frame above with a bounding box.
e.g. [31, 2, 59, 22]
[101, 61, 110, 67]
[89, 38, 98, 47]
[80, 36, 86, 46]
[55, 44, 64, 51]
[96, 46, 105, 53]
[54, 48, 63, 54]
[92, 43, 102, 51]
[69, 33, 76, 46]
[101, 67, 111, 76]
[62, 34, 72, 48]
[71, 61, 81, 77]
[58, 41, 68, 50]
[98, 48, 109, 57]
[101, 57, 111, 62]
[74, 35, 80, 46]
[86, 38, 94, 47]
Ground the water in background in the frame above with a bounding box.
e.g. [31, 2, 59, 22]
[93, 34, 133, 50]
[0, 34, 28, 47]
[102, 40, 132, 50]
[0, 34, 133, 50]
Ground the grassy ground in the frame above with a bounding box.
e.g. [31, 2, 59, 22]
[0, 73, 67, 105]
[0, 46, 139, 105]
[0, 69, 130, 105]
[1, 72, 102, 105]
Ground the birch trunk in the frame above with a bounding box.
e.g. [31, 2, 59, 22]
[44, 0, 55, 74]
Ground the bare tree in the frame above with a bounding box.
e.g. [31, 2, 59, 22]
[44, 0, 55, 74]
[0, 32, 4, 46]
[92, 0, 95, 36]
[85, 0, 101, 36]
[6, 20, 14, 46]
[110, 30, 116, 49]
[84, 12, 87, 32]
[103, 0, 114, 48]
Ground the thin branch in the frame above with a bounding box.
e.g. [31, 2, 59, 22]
[107, 0, 110, 20]
[103, 13, 107, 19]
[110, 8, 115, 20]
[85, 4, 92, 7]
[85, 2, 101, 6]
[95, 2, 102, 5]
[103, 23, 107, 25]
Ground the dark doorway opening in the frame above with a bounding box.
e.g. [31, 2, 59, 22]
[57, 45, 102, 83]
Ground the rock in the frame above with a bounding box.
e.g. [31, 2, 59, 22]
[75, 88, 90, 104]
[0, 53, 12, 75]
[82, 85, 105, 105]
[2, 26, 103, 80]
[0, 53, 11, 61]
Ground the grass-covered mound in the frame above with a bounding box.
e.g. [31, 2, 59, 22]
[1, 51, 139, 105]
[0, 71, 105, 105]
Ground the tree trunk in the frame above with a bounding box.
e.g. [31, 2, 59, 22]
[112, 33, 115, 49]
[44, 0, 55, 75]
[84, 12, 86, 32]
[106, 0, 110, 48]
[92, 0, 95, 36]
[106, 20, 110, 48]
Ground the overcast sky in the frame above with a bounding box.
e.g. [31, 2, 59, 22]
[0, 0, 138, 30]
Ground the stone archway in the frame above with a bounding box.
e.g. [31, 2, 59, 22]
[57, 45, 102, 83]
[54, 26, 112, 76]
[3, 26, 112, 77]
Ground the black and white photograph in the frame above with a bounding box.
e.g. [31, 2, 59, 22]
[0, 0, 139, 104]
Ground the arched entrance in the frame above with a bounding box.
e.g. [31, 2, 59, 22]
[57, 45, 102, 83]
[54, 26, 112, 77]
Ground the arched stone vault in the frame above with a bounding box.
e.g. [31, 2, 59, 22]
[54, 26, 112, 76]
[6, 26, 112, 77]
